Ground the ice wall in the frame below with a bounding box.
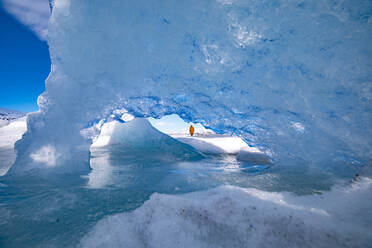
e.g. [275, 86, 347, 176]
[10, 0, 372, 174]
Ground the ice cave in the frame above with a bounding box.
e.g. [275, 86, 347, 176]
[0, 0, 371, 247]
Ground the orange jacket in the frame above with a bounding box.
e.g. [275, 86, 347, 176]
[189, 125, 195, 136]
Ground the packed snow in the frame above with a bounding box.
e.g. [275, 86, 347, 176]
[81, 173, 372, 248]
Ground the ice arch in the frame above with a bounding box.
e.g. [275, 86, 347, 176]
[9, 0, 372, 174]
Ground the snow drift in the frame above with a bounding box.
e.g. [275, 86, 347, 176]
[10, 0, 372, 174]
[81, 175, 372, 248]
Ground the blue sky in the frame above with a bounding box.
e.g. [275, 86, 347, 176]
[148, 114, 208, 134]
[0, 3, 50, 112]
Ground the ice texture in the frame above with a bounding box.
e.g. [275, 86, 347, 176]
[81, 176, 372, 248]
[10, 0, 372, 173]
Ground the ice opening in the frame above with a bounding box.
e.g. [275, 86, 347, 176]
[7, 0, 371, 177]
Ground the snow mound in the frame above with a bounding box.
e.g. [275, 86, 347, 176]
[81, 177, 372, 248]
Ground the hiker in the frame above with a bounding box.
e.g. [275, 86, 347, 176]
[189, 125, 195, 136]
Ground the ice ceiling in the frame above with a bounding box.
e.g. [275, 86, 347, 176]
[10, 0, 372, 174]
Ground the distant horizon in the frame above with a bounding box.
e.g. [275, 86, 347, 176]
[0, 104, 39, 113]
[0, 106, 27, 113]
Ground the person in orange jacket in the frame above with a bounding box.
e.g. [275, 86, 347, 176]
[189, 125, 195, 136]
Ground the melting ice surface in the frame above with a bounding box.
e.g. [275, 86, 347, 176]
[1, 0, 372, 247]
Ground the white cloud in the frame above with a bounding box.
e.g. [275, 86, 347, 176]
[1, 0, 50, 41]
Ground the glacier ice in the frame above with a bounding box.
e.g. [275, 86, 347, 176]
[9, 0, 372, 174]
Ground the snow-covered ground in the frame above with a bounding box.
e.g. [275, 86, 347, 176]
[173, 134, 271, 164]
[172, 133, 248, 154]
[0, 107, 25, 127]
[81, 175, 372, 248]
[0, 116, 27, 175]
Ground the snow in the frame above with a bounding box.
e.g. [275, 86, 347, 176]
[91, 117, 270, 163]
[91, 118, 202, 160]
[0, 108, 25, 128]
[81, 175, 372, 248]
[0, 117, 27, 175]
[174, 134, 248, 154]
[174, 134, 270, 164]
[11, 0, 372, 174]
